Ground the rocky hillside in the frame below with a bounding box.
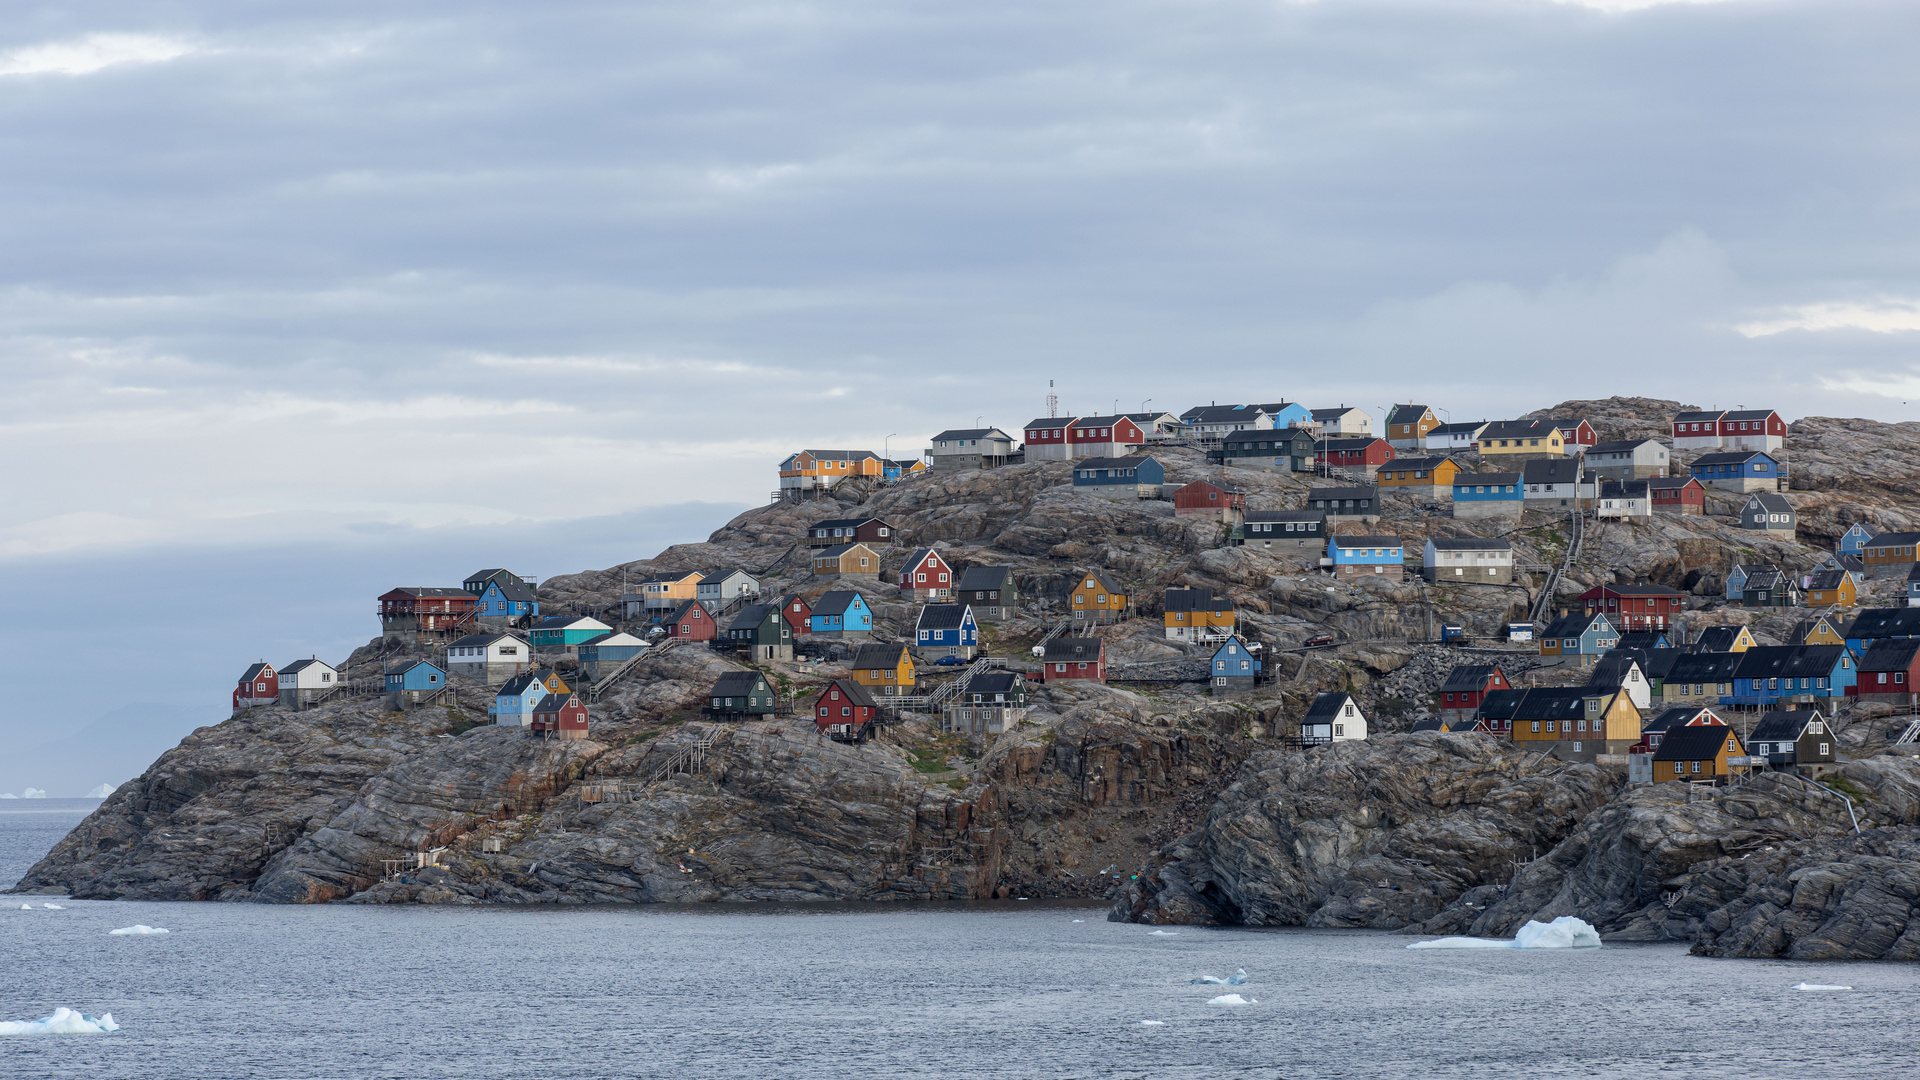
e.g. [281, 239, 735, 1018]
[17, 396, 1920, 960]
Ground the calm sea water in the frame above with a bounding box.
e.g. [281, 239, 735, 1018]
[4, 805, 1916, 1079]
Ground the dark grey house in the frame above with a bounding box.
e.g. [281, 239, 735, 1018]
[956, 565, 1020, 621]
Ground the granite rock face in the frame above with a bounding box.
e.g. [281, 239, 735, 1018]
[1110, 733, 1618, 927]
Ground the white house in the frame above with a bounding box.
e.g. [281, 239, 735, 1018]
[1596, 479, 1652, 520]
[1422, 538, 1515, 584]
[1423, 421, 1488, 454]
[926, 428, 1017, 471]
[1309, 406, 1372, 437]
[1584, 439, 1670, 480]
[446, 633, 532, 681]
[1300, 692, 1368, 744]
[277, 657, 340, 708]
[696, 569, 761, 609]
[1180, 404, 1277, 439]
[1522, 458, 1586, 506]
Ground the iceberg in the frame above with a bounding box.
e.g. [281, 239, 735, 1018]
[18, 904, 29, 910]
[87, 783, 117, 799]
[1409, 916, 1601, 950]
[108, 925, 169, 936]
[41, 904, 64, 910]
[1792, 983, 1852, 991]
[1149, 930, 1179, 936]
[1207, 994, 1256, 1006]
[1190, 968, 1249, 986]
[0, 793, 16, 799]
[1137, 1020, 1166, 1026]
[0, 1008, 119, 1035]
[22, 788, 46, 799]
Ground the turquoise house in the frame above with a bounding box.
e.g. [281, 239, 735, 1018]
[1267, 403, 1313, 429]
[529, 615, 613, 650]
[811, 591, 873, 637]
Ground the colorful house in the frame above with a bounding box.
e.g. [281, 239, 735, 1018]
[1689, 450, 1786, 493]
[1179, 404, 1277, 439]
[465, 570, 540, 626]
[956, 565, 1020, 621]
[811, 542, 883, 580]
[779, 450, 886, 496]
[277, 657, 339, 708]
[1040, 637, 1106, 683]
[1549, 418, 1598, 453]
[1163, 587, 1236, 642]
[1208, 636, 1261, 695]
[660, 600, 718, 642]
[1305, 485, 1379, 523]
[1839, 523, 1880, 556]
[1328, 534, 1405, 581]
[1207, 427, 1314, 473]
[1384, 404, 1440, 450]
[777, 593, 812, 634]
[1852, 639, 1920, 703]
[624, 571, 702, 618]
[1726, 645, 1854, 708]
[1235, 510, 1326, 550]
[1451, 472, 1523, 521]
[809, 591, 873, 639]
[1423, 538, 1514, 584]
[1741, 567, 1800, 610]
[1436, 665, 1512, 725]
[1650, 724, 1747, 785]
[1581, 583, 1688, 631]
[851, 643, 917, 697]
[1671, 410, 1728, 450]
[1636, 705, 1725, 753]
[384, 660, 446, 708]
[1659, 652, 1743, 705]
[1668, 408, 1786, 453]
[1474, 419, 1567, 459]
[926, 428, 1018, 472]
[1786, 614, 1848, 647]
[529, 615, 614, 652]
[577, 632, 649, 678]
[1692, 625, 1757, 653]
[914, 603, 980, 661]
[530, 693, 589, 740]
[1423, 421, 1488, 454]
[1315, 437, 1394, 475]
[804, 517, 895, 548]
[1521, 458, 1586, 506]
[1300, 692, 1368, 744]
[1649, 476, 1706, 516]
[1741, 492, 1796, 537]
[233, 662, 279, 711]
[1070, 570, 1129, 624]
[490, 670, 555, 726]
[1748, 711, 1836, 777]
[1585, 439, 1670, 480]
[723, 604, 792, 661]
[898, 548, 955, 602]
[378, 587, 479, 641]
[1722, 565, 1753, 603]
[696, 569, 761, 609]
[1022, 417, 1077, 461]
[1071, 455, 1165, 500]
[1861, 532, 1920, 578]
[447, 633, 532, 681]
[813, 680, 879, 742]
[1377, 456, 1462, 499]
[1539, 612, 1619, 660]
[1585, 655, 1652, 710]
[1065, 415, 1150, 460]
[1509, 687, 1642, 764]
[1172, 481, 1247, 522]
[945, 671, 1030, 735]
[882, 458, 928, 480]
[1596, 480, 1652, 521]
[708, 671, 777, 719]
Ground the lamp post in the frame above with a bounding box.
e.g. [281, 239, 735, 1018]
[884, 433, 897, 466]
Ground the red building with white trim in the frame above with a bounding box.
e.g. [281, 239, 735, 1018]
[233, 662, 279, 711]
[531, 692, 590, 740]
[1038, 637, 1106, 683]
[1580, 583, 1689, 631]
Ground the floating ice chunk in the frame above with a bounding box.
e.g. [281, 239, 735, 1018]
[1149, 930, 1178, 936]
[22, 788, 46, 799]
[1191, 968, 1249, 985]
[18, 904, 29, 910]
[1138, 1020, 1166, 1026]
[1409, 916, 1600, 950]
[41, 904, 64, 910]
[1792, 983, 1852, 991]
[1072, 919, 1084, 923]
[1207, 994, 1256, 1006]
[108, 925, 169, 936]
[0, 1008, 119, 1035]
[87, 783, 117, 799]
[0, 793, 17, 799]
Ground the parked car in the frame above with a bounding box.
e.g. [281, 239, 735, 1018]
[1303, 635, 1335, 648]
[935, 655, 968, 666]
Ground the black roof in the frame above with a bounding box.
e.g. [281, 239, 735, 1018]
[1652, 724, 1742, 762]
[1456, 471, 1521, 486]
[1625, 647, 1683, 680]
[915, 603, 975, 631]
[1666, 651, 1743, 682]
[1743, 567, 1788, 590]
[1074, 455, 1158, 470]
[1024, 417, 1077, 429]
[1846, 607, 1920, 640]
[387, 586, 470, 599]
[1647, 476, 1700, 491]
[1691, 450, 1777, 466]
[1542, 612, 1609, 638]
[449, 633, 522, 649]
[1510, 688, 1593, 722]
[1427, 537, 1511, 551]
[1410, 717, 1445, 732]
[1475, 688, 1529, 721]
[532, 692, 579, 713]
[1751, 710, 1822, 743]
[1733, 645, 1844, 680]
[663, 600, 704, 624]
[1478, 419, 1560, 440]
[1041, 637, 1104, 662]
[1598, 480, 1650, 499]
[1164, 588, 1229, 613]
[1076, 569, 1126, 594]
[497, 672, 544, 696]
[710, 671, 769, 697]
[1692, 626, 1748, 651]
[1243, 510, 1325, 525]
[1722, 409, 1778, 421]
[1302, 692, 1357, 724]
[727, 604, 781, 632]
[809, 516, 887, 530]
[822, 680, 878, 709]
[1522, 458, 1583, 485]
[1595, 583, 1689, 596]
[1805, 569, 1849, 591]
[1615, 632, 1668, 650]
[1586, 655, 1643, 690]
[1181, 404, 1277, 423]
[1382, 455, 1454, 470]
[851, 643, 909, 669]
[930, 428, 1012, 442]
[1428, 421, 1488, 435]
[1306, 485, 1378, 502]
[1674, 409, 1725, 423]
[962, 671, 1027, 696]
[1866, 532, 1920, 547]
[1222, 427, 1312, 446]
[1858, 639, 1920, 672]
[1439, 664, 1499, 693]
[1589, 439, 1663, 454]
[1385, 404, 1432, 425]
[957, 566, 1013, 591]
[1320, 437, 1384, 452]
[1746, 492, 1794, 515]
[811, 591, 864, 617]
[814, 543, 875, 558]
[1644, 706, 1720, 735]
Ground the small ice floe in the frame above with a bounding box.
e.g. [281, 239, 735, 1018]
[41, 904, 63, 910]
[87, 783, 117, 799]
[1072, 919, 1085, 923]
[1191, 968, 1248, 986]
[0, 1008, 119, 1035]
[1149, 930, 1179, 936]
[18, 904, 30, 910]
[1207, 994, 1256, 1006]
[1792, 983, 1852, 991]
[1408, 916, 1600, 950]
[108, 925, 169, 936]
[1137, 1020, 1166, 1026]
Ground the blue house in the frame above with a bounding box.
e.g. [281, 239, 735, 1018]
[1839, 523, 1879, 556]
[1266, 402, 1313, 429]
[1724, 645, 1854, 707]
[385, 660, 446, 707]
[1539, 612, 1619, 661]
[1845, 606, 1920, 654]
[1451, 472, 1524, 521]
[1071, 456, 1164, 500]
[1690, 450, 1786, 492]
[810, 591, 874, 638]
[1723, 564, 1752, 603]
[489, 670, 549, 726]
[1209, 636, 1262, 695]
[1327, 534, 1406, 581]
[914, 603, 979, 660]
[577, 632, 649, 678]
[475, 578, 539, 624]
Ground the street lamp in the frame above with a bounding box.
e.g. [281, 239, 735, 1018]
[884, 433, 897, 463]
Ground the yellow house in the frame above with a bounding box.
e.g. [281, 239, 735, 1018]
[1791, 613, 1848, 647]
[1071, 571, 1130, 624]
[850, 642, 916, 697]
[1802, 570, 1856, 609]
[1376, 456, 1462, 493]
[1861, 531, 1920, 573]
[1474, 419, 1566, 459]
[1693, 625, 1757, 652]
[1163, 587, 1235, 642]
[779, 450, 886, 496]
[628, 571, 702, 617]
[1509, 687, 1641, 763]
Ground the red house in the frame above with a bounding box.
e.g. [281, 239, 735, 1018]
[531, 692, 590, 740]
[1171, 481, 1246, 521]
[1315, 437, 1394, 472]
[778, 593, 812, 634]
[1550, 418, 1597, 451]
[1022, 417, 1075, 462]
[804, 516, 895, 548]
[662, 599, 718, 641]
[899, 548, 954, 601]
[1851, 640, 1920, 703]
[233, 662, 279, 710]
[813, 679, 879, 740]
[1580, 583, 1689, 631]
[378, 587, 479, 639]
[1038, 637, 1105, 683]
[1436, 664, 1510, 722]
[1648, 476, 1706, 516]
[1065, 415, 1147, 460]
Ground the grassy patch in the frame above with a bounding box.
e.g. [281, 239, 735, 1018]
[1822, 774, 1871, 802]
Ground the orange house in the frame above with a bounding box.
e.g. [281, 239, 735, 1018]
[780, 450, 886, 496]
[1071, 571, 1129, 624]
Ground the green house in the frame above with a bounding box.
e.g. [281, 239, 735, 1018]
[529, 615, 614, 650]
[708, 671, 776, 718]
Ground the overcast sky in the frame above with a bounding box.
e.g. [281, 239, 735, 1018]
[5, 0, 1920, 786]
